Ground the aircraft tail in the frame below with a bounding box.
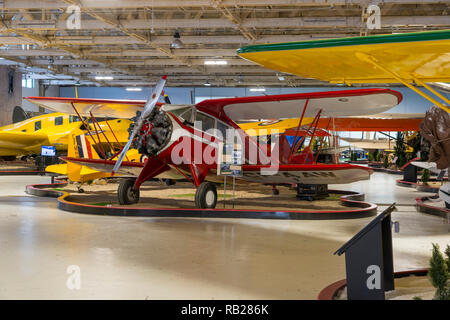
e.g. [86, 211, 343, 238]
[67, 133, 100, 181]
[74, 134, 100, 160]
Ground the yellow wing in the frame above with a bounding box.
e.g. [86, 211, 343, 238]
[0, 131, 49, 156]
[238, 30, 450, 84]
[238, 118, 314, 136]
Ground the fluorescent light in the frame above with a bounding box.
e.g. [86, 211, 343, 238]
[126, 87, 142, 92]
[249, 88, 266, 92]
[203, 81, 212, 86]
[434, 82, 450, 90]
[204, 60, 227, 65]
[95, 76, 114, 80]
[278, 75, 285, 81]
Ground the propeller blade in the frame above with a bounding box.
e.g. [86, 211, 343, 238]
[112, 75, 167, 175]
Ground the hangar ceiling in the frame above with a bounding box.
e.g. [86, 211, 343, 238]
[0, 0, 448, 87]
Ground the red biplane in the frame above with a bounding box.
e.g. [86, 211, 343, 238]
[27, 76, 403, 208]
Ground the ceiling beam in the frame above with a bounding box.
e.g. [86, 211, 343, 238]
[1, 0, 446, 10]
[6, 16, 449, 30]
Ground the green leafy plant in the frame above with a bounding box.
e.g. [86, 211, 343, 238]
[428, 243, 449, 300]
[376, 151, 382, 162]
[446, 245, 450, 276]
[421, 169, 431, 185]
[394, 132, 407, 168]
[368, 152, 374, 161]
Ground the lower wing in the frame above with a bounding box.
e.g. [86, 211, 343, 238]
[241, 163, 372, 184]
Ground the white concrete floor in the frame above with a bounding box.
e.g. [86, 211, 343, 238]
[0, 173, 448, 300]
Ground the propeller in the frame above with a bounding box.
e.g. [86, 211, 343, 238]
[112, 75, 167, 175]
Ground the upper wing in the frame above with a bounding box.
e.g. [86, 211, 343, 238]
[238, 30, 450, 84]
[0, 131, 49, 155]
[24, 97, 151, 119]
[196, 88, 402, 121]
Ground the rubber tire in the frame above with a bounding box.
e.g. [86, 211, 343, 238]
[118, 179, 140, 205]
[195, 182, 217, 209]
[164, 179, 176, 186]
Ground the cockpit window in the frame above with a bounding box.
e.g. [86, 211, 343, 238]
[34, 120, 41, 131]
[216, 121, 230, 140]
[195, 112, 215, 132]
[54, 116, 63, 126]
[70, 116, 81, 123]
[179, 108, 193, 123]
[170, 107, 189, 117]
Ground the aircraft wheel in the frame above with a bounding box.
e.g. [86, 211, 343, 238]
[272, 188, 279, 195]
[164, 179, 176, 186]
[195, 182, 217, 209]
[118, 179, 140, 205]
[78, 188, 85, 194]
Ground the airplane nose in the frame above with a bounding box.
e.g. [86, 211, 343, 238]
[129, 108, 173, 157]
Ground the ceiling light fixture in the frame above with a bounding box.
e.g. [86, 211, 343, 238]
[170, 31, 184, 49]
[126, 87, 143, 92]
[204, 81, 212, 86]
[204, 60, 227, 65]
[95, 76, 114, 80]
[249, 88, 266, 92]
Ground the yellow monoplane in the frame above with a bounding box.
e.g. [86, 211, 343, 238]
[238, 30, 450, 113]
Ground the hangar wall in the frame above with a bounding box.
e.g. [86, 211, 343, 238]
[0, 66, 22, 127]
[59, 86, 449, 114]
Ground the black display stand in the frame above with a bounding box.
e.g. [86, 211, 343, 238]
[296, 184, 328, 201]
[402, 162, 418, 183]
[334, 203, 396, 300]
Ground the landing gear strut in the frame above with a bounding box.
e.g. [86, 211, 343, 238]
[118, 179, 140, 205]
[195, 182, 217, 209]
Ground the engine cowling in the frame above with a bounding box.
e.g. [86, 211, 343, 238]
[128, 108, 172, 157]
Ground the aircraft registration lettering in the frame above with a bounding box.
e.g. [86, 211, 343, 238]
[301, 171, 336, 178]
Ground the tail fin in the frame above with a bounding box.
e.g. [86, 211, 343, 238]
[67, 133, 100, 181]
[67, 133, 82, 182]
[74, 134, 100, 159]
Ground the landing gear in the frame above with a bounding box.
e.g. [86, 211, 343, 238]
[195, 182, 217, 209]
[272, 185, 279, 195]
[75, 183, 85, 193]
[118, 179, 140, 205]
[164, 179, 176, 186]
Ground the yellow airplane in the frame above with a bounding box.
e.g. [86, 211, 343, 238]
[0, 113, 81, 157]
[46, 130, 142, 192]
[0, 110, 132, 159]
[238, 29, 450, 113]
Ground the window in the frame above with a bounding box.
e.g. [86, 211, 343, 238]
[170, 107, 190, 117]
[216, 121, 231, 141]
[34, 120, 41, 131]
[22, 78, 34, 89]
[54, 116, 63, 126]
[179, 108, 194, 123]
[195, 112, 215, 132]
[69, 116, 81, 123]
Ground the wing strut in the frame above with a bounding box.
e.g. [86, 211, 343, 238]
[355, 52, 450, 113]
[287, 99, 309, 163]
